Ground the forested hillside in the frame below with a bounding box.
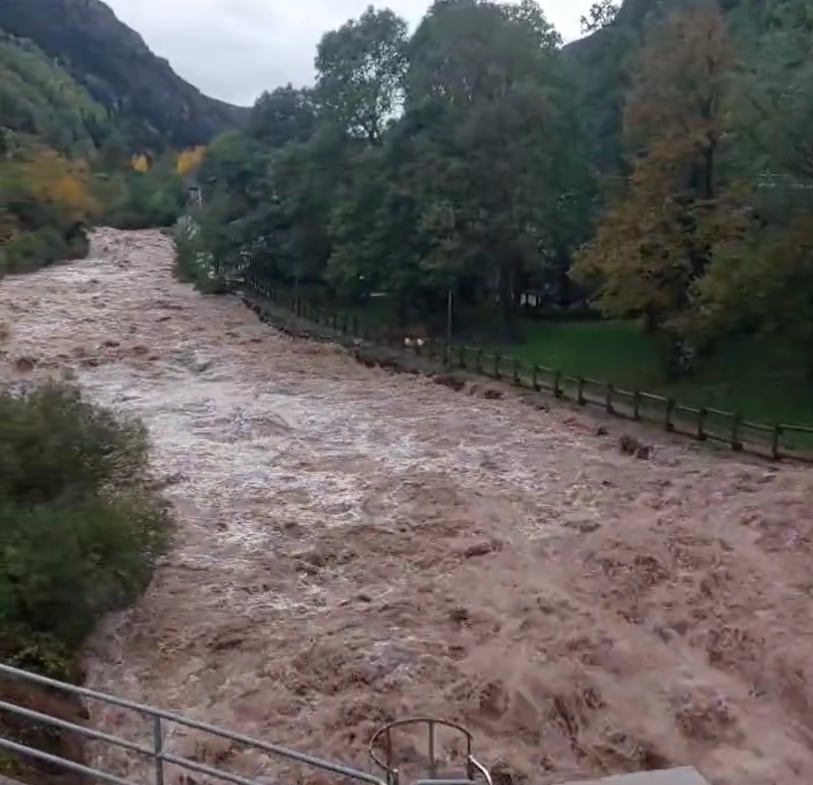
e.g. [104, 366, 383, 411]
[0, 32, 108, 155]
[187, 0, 813, 423]
[0, 0, 236, 276]
[0, 30, 106, 272]
[0, 0, 247, 148]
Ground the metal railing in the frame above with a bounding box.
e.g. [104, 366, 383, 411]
[369, 718, 491, 785]
[0, 664, 491, 785]
[0, 662, 388, 785]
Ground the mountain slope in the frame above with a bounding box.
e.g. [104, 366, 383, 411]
[0, 30, 110, 156]
[0, 0, 248, 148]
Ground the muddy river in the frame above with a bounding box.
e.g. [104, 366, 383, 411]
[2, 228, 813, 785]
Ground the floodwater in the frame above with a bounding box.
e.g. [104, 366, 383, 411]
[2, 228, 813, 785]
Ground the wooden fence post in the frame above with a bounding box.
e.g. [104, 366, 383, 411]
[577, 377, 585, 405]
[772, 425, 782, 460]
[697, 408, 707, 441]
[553, 369, 562, 399]
[633, 391, 641, 421]
[665, 398, 675, 432]
[731, 414, 742, 451]
[532, 364, 540, 392]
[605, 383, 614, 414]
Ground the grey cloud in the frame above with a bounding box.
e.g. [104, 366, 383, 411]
[105, 0, 593, 106]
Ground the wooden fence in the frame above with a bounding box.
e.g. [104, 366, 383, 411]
[242, 276, 813, 462]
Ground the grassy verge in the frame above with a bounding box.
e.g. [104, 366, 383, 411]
[244, 279, 813, 454]
[254, 282, 813, 427]
[489, 320, 813, 428]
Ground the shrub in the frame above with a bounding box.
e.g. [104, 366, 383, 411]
[101, 167, 185, 230]
[173, 216, 230, 294]
[0, 382, 172, 653]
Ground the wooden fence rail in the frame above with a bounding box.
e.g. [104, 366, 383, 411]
[241, 276, 813, 462]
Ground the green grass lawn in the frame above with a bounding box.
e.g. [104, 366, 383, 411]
[491, 320, 813, 428]
[251, 281, 813, 430]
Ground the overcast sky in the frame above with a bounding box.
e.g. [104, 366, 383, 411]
[104, 0, 594, 107]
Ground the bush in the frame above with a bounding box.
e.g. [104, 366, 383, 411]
[101, 167, 185, 230]
[0, 382, 172, 654]
[1, 227, 65, 273]
[173, 216, 230, 294]
[0, 226, 90, 276]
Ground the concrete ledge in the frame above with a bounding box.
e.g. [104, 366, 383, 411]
[564, 768, 709, 785]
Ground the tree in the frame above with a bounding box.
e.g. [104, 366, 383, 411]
[315, 6, 408, 144]
[731, 0, 813, 184]
[20, 148, 100, 226]
[580, 1, 620, 34]
[327, 116, 434, 319]
[404, 0, 585, 332]
[176, 146, 206, 176]
[502, 0, 562, 49]
[692, 2, 813, 373]
[692, 196, 813, 376]
[248, 85, 317, 147]
[264, 126, 351, 286]
[407, 0, 557, 106]
[572, 3, 736, 339]
[131, 153, 149, 172]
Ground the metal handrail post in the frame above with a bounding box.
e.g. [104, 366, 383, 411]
[153, 715, 164, 785]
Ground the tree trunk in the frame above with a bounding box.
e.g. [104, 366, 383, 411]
[556, 248, 572, 307]
[397, 291, 407, 328]
[499, 259, 518, 341]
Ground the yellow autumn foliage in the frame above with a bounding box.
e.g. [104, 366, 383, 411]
[1, 145, 101, 273]
[572, 5, 734, 332]
[131, 154, 150, 173]
[20, 147, 101, 224]
[176, 146, 206, 176]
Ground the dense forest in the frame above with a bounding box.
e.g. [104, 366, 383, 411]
[187, 0, 813, 422]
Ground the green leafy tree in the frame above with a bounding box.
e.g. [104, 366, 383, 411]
[248, 85, 318, 147]
[403, 0, 585, 332]
[580, 1, 620, 34]
[691, 1, 813, 373]
[327, 118, 434, 320]
[315, 6, 409, 144]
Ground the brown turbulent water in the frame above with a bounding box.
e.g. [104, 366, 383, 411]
[2, 228, 813, 785]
